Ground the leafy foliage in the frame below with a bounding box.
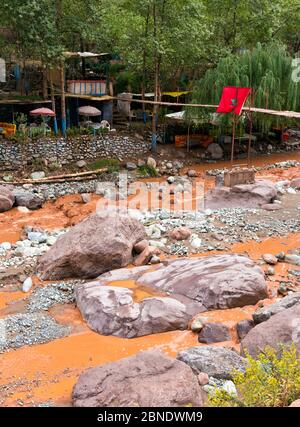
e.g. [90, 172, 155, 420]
[209, 344, 300, 407]
[2, 0, 63, 64]
[189, 43, 300, 133]
[138, 164, 158, 177]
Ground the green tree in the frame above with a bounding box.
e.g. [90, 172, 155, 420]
[2, 0, 63, 65]
[189, 43, 300, 134]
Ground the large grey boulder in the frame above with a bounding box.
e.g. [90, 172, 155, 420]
[253, 293, 300, 324]
[241, 303, 300, 357]
[0, 185, 15, 213]
[14, 191, 44, 210]
[205, 180, 277, 209]
[37, 210, 146, 280]
[72, 350, 205, 407]
[206, 143, 223, 160]
[177, 346, 246, 380]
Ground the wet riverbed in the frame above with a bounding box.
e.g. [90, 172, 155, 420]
[0, 151, 300, 407]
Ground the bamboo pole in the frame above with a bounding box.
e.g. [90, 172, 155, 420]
[1, 167, 108, 185]
[112, 97, 300, 118]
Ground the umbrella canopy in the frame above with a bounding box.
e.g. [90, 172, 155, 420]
[78, 106, 101, 117]
[30, 108, 56, 117]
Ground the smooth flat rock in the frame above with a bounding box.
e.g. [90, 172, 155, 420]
[75, 282, 192, 338]
[136, 254, 268, 310]
[205, 180, 277, 209]
[75, 254, 267, 338]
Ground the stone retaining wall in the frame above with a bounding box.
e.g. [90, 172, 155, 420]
[0, 135, 149, 170]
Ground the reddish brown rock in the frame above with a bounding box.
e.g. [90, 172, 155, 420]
[198, 323, 231, 344]
[133, 239, 149, 254]
[237, 319, 255, 341]
[261, 203, 281, 211]
[205, 180, 277, 209]
[133, 246, 160, 266]
[75, 281, 192, 338]
[0, 185, 15, 213]
[290, 178, 300, 189]
[198, 372, 209, 386]
[241, 303, 300, 357]
[169, 227, 192, 241]
[136, 254, 268, 310]
[262, 253, 278, 265]
[75, 254, 267, 338]
[72, 350, 205, 407]
[37, 210, 146, 280]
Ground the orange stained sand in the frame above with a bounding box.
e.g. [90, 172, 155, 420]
[197, 307, 254, 324]
[0, 194, 101, 244]
[181, 151, 300, 176]
[256, 166, 300, 183]
[192, 307, 255, 346]
[0, 290, 26, 312]
[231, 233, 300, 260]
[0, 329, 199, 407]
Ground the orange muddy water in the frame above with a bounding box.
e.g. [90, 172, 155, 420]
[0, 151, 300, 407]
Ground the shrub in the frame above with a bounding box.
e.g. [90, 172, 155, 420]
[138, 165, 158, 177]
[88, 158, 120, 172]
[209, 344, 300, 407]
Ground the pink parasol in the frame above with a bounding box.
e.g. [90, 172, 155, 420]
[78, 106, 101, 117]
[30, 108, 56, 117]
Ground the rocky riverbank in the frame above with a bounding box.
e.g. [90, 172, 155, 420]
[0, 154, 300, 407]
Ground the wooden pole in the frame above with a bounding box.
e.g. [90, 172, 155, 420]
[231, 115, 236, 167]
[60, 60, 66, 136]
[187, 122, 190, 153]
[42, 68, 48, 100]
[151, 2, 158, 154]
[49, 70, 58, 135]
[247, 91, 254, 167]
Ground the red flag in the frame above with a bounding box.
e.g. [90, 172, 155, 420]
[217, 86, 251, 116]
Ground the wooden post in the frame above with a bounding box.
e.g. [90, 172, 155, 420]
[141, 6, 150, 127]
[151, 2, 158, 153]
[49, 70, 58, 135]
[42, 68, 48, 100]
[60, 61, 66, 136]
[247, 94, 253, 167]
[231, 115, 236, 167]
[187, 122, 190, 153]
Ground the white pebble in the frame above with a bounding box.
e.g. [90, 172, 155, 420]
[22, 277, 33, 293]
